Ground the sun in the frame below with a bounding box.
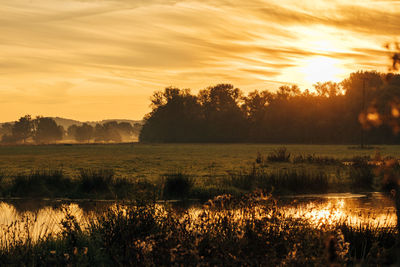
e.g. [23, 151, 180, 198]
[302, 56, 344, 85]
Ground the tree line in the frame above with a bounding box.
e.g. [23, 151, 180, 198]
[139, 71, 400, 144]
[0, 116, 141, 144]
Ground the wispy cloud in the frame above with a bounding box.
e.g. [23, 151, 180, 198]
[0, 0, 398, 121]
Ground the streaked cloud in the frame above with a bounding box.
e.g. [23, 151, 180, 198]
[0, 0, 398, 121]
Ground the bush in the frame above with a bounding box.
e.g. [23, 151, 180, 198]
[10, 169, 71, 198]
[78, 169, 114, 196]
[162, 173, 193, 199]
[349, 157, 375, 191]
[292, 154, 340, 165]
[267, 147, 290, 162]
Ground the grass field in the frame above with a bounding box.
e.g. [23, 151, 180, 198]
[0, 143, 398, 180]
[0, 143, 399, 199]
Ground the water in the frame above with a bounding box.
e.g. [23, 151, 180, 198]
[0, 193, 397, 245]
[279, 192, 396, 227]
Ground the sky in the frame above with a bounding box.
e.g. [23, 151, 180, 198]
[0, 0, 399, 122]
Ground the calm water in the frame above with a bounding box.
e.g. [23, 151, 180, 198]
[0, 193, 396, 245]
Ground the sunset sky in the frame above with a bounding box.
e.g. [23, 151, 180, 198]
[0, 0, 399, 122]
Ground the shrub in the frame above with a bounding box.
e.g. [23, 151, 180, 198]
[162, 173, 193, 199]
[349, 157, 375, 191]
[78, 169, 114, 196]
[292, 154, 340, 165]
[10, 169, 71, 197]
[267, 147, 290, 162]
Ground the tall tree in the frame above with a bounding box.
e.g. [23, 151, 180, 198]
[74, 123, 93, 143]
[33, 117, 64, 144]
[140, 87, 204, 142]
[198, 84, 247, 142]
[11, 115, 34, 143]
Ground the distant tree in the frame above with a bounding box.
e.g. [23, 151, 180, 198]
[1, 134, 18, 144]
[74, 123, 93, 143]
[33, 117, 64, 144]
[313, 81, 342, 97]
[0, 123, 13, 138]
[93, 121, 123, 142]
[132, 123, 143, 136]
[275, 85, 300, 100]
[117, 122, 134, 135]
[67, 124, 79, 139]
[93, 123, 106, 142]
[11, 115, 34, 143]
[103, 121, 122, 142]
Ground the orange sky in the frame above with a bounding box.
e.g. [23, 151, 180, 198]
[0, 0, 399, 121]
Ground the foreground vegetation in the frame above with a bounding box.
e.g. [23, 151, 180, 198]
[0, 192, 398, 266]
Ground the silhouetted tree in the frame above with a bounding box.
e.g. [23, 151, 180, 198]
[198, 84, 247, 142]
[11, 115, 34, 143]
[0, 123, 12, 137]
[74, 123, 93, 143]
[33, 117, 64, 144]
[139, 72, 400, 144]
[103, 121, 122, 142]
[67, 124, 79, 140]
[140, 87, 204, 142]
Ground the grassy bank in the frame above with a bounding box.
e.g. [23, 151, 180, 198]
[0, 193, 398, 266]
[0, 145, 397, 200]
[0, 156, 395, 200]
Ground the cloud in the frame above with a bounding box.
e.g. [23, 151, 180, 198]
[0, 0, 398, 120]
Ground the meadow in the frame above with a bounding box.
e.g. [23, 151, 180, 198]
[0, 143, 398, 179]
[0, 143, 398, 200]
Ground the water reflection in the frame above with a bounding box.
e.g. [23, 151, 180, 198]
[0, 193, 396, 245]
[280, 193, 396, 227]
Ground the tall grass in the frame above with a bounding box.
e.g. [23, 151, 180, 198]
[161, 173, 194, 199]
[292, 153, 341, 165]
[78, 168, 114, 196]
[225, 167, 330, 194]
[9, 169, 72, 198]
[4, 168, 156, 200]
[266, 147, 291, 162]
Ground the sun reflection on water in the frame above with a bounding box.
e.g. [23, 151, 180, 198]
[0, 194, 397, 246]
[283, 197, 396, 228]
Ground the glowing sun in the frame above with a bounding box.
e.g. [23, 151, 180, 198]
[302, 56, 344, 84]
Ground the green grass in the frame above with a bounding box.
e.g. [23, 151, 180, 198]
[0, 143, 398, 181]
[0, 143, 397, 199]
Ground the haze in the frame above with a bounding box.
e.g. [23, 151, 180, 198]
[1, 0, 399, 121]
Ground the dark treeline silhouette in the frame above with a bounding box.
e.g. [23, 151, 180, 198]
[139, 71, 400, 144]
[67, 121, 141, 143]
[0, 117, 142, 144]
[1, 116, 64, 144]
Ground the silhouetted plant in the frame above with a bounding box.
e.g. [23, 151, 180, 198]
[349, 157, 375, 191]
[267, 147, 291, 162]
[10, 169, 71, 197]
[78, 169, 114, 196]
[162, 173, 193, 199]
